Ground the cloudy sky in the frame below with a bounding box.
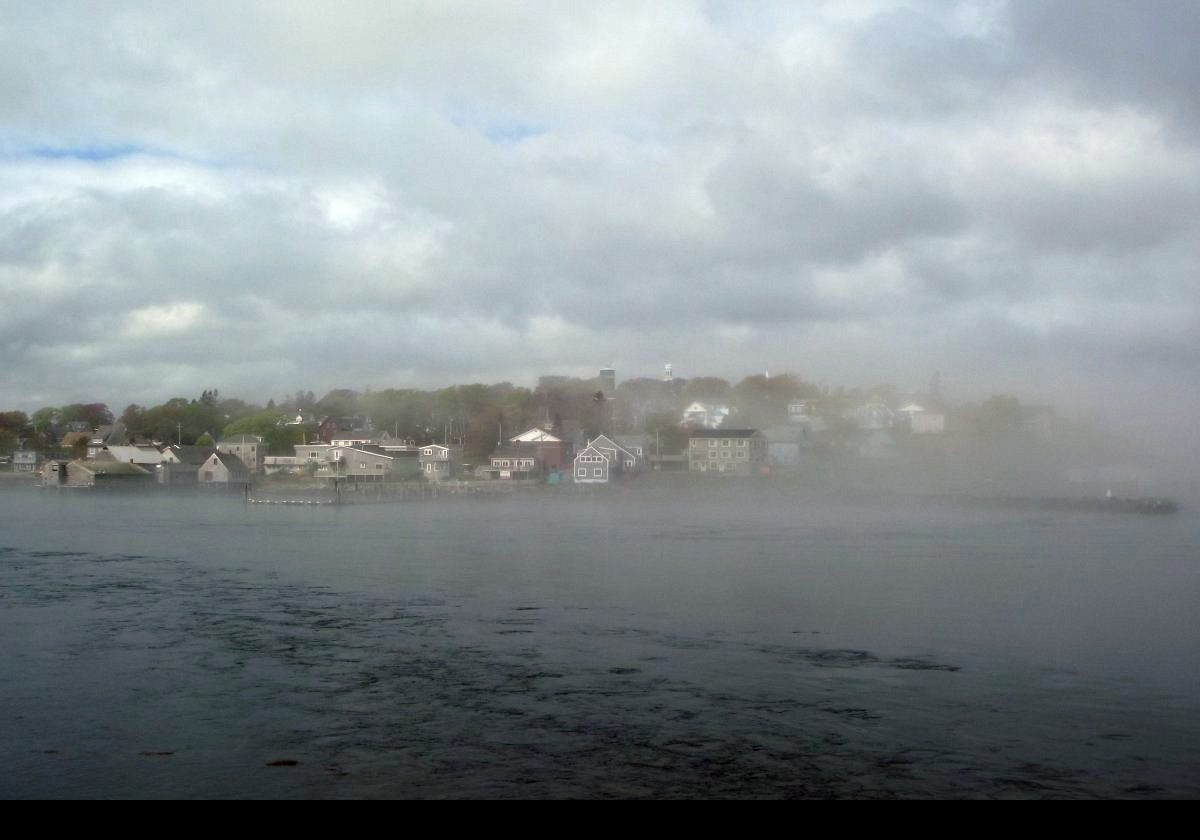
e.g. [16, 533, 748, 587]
[2, 1, 1198, 431]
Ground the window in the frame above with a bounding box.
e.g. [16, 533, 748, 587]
[736, 440, 746, 447]
[722, 439, 730, 447]
[721, 451, 730, 459]
[593, 468, 603, 477]
[577, 468, 586, 477]
[708, 451, 717, 459]
[709, 440, 717, 448]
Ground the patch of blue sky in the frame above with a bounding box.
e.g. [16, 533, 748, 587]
[480, 119, 546, 145]
[25, 142, 145, 162]
[443, 102, 547, 145]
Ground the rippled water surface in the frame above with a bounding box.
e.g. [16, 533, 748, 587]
[2, 483, 1199, 798]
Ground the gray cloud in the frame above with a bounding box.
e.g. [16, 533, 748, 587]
[1, 1, 1198, 429]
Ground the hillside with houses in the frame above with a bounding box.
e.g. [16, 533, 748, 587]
[0, 370, 1150, 497]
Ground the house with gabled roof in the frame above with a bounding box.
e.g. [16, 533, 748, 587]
[419, 444, 462, 481]
[682, 402, 730, 429]
[587, 434, 641, 473]
[505, 427, 569, 471]
[573, 444, 611, 484]
[218, 434, 263, 472]
[489, 444, 541, 480]
[199, 451, 250, 485]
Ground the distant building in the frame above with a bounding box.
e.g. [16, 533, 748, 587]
[12, 450, 39, 473]
[87, 423, 128, 459]
[896, 403, 946, 435]
[55, 459, 155, 488]
[508, 427, 569, 471]
[488, 444, 541, 480]
[218, 434, 264, 472]
[93, 445, 173, 466]
[762, 425, 806, 467]
[687, 429, 767, 476]
[199, 452, 250, 485]
[598, 368, 616, 396]
[845, 402, 894, 431]
[682, 402, 730, 429]
[321, 446, 399, 481]
[420, 444, 462, 481]
[573, 444, 611, 484]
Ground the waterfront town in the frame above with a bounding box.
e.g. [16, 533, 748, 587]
[0, 366, 1146, 496]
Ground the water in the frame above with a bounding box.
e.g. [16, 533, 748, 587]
[2, 482, 1199, 798]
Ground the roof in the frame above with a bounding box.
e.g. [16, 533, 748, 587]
[72, 460, 151, 476]
[332, 446, 394, 460]
[689, 428, 761, 438]
[510, 428, 561, 443]
[101, 445, 171, 465]
[207, 451, 248, 472]
[170, 445, 218, 465]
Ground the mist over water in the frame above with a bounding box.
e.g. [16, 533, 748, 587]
[2, 483, 1199, 798]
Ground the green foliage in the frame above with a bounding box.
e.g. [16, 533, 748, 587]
[59, 403, 114, 428]
[732, 374, 821, 428]
[682, 377, 733, 404]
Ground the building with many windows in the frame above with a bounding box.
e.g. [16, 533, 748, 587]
[687, 429, 767, 476]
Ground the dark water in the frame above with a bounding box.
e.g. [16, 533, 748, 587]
[2, 482, 1199, 798]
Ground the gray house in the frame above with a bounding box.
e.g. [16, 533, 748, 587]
[419, 444, 462, 481]
[687, 429, 767, 476]
[217, 434, 263, 472]
[199, 451, 250, 485]
[573, 444, 611, 484]
[13, 450, 39, 473]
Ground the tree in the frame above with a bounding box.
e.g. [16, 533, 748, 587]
[59, 403, 113, 428]
[682, 377, 732, 404]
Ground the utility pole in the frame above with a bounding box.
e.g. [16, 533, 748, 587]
[176, 422, 182, 445]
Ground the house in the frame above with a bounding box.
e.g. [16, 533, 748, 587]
[573, 444, 611, 483]
[587, 434, 642, 473]
[613, 434, 651, 461]
[86, 423, 128, 458]
[488, 444, 542, 480]
[762, 425, 806, 467]
[56, 459, 155, 488]
[845, 401, 894, 431]
[199, 451, 250, 485]
[787, 401, 828, 433]
[896, 403, 946, 435]
[687, 429, 767, 476]
[319, 446, 401, 481]
[93, 444, 173, 466]
[508, 427, 569, 471]
[12, 450, 39, 473]
[682, 402, 730, 429]
[217, 434, 263, 472]
[419, 444, 462, 481]
[262, 456, 305, 476]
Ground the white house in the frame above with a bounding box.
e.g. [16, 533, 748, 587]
[573, 445, 611, 484]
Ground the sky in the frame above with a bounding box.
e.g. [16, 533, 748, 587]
[2, 1, 1198, 438]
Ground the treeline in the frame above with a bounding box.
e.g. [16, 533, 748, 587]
[1, 373, 828, 461]
[6, 374, 1124, 467]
